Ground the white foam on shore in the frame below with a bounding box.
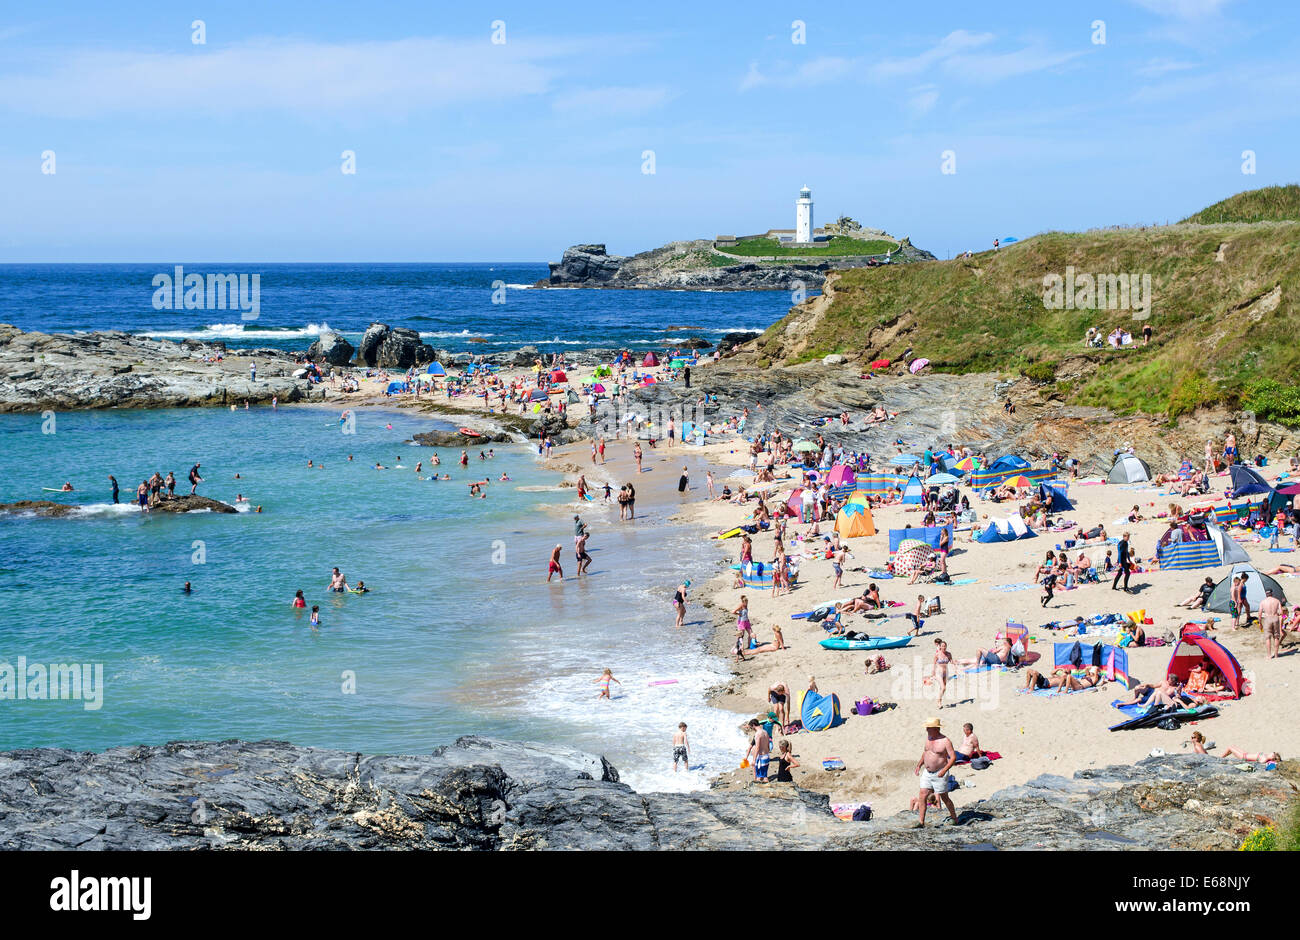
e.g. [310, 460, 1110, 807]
[140, 322, 336, 340]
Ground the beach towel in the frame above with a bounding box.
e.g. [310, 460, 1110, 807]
[991, 583, 1036, 592]
[954, 751, 1002, 764]
[950, 578, 979, 585]
[1021, 685, 1099, 697]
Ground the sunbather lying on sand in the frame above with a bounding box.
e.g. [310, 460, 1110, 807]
[1190, 731, 1280, 763]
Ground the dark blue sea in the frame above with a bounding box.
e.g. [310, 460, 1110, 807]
[0, 263, 791, 354]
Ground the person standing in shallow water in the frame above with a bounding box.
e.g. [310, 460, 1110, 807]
[108, 475, 119, 504]
[677, 465, 689, 493]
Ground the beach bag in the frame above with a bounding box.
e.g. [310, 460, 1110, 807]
[1156, 717, 1180, 731]
[927, 596, 942, 615]
[851, 805, 873, 822]
[852, 697, 874, 716]
[970, 756, 991, 770]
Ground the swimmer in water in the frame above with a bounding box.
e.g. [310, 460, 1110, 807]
[352, 580, 369, 594]
[375, 462, 386, 470]
[292, 589, 306, 608]
[60, 482, 74, 491]
[235, 494, 248, 502]
[307, 460, 313, 468]
[499, 472, 511, 481]
[327, 567, 348, 593]
[310, 605, 321, 629]
[183, 581, 192, 594]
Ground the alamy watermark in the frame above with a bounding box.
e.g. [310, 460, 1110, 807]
[1, 657, 104, 711]
[1042, 266, 1151, 319]
[152, 266, 260, 320]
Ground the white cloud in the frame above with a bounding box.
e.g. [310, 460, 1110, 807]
[870, 30, 995, 80]
[0, 37, 573, 118]
[552, 85, 671, 116]
[906, 84, 940, 116]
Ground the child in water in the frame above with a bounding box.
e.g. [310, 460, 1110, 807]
[310, 605, 320, 628]
[594, 668, 621, 700]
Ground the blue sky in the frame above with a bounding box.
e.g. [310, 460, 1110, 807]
[1, 0, 1297, 261]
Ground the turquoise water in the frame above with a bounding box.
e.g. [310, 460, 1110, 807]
[0, 406, 741, 790]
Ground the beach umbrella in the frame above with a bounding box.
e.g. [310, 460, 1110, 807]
[890, 453, 921, 466]
[845, 489, 871, 506]
[786, 488, 805, 514]
[1002, 474, 1034, 488]
[894, 542, 935, 575]
[909, 358, 931, 374]
[639, 375, 656, 386]
[1277, 483, 1300, 495]
[954, 456, 978, 472]
[928, 473, 960, 485]
[793, 440, 819, 452]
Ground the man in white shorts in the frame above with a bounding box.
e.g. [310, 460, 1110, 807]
[914, 717, 959, 827]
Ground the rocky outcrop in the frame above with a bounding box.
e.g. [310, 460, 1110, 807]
[0, 324, 324, 413]
[0, 494, 237, 516]
[412, 429, 511, 447]
[539, 240, 935, 291]
[0, 738, 1290, 850]
[307, 331, 355, 366]
[358, 323, 434, 369]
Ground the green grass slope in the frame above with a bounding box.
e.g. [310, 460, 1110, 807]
[757, 193, 1300, 425]
[1181, 184, 1300, 224]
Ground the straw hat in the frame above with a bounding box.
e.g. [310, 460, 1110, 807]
[924, 717, 941, 729]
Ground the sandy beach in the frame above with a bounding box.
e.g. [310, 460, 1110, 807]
[335, 360, 1300, 817]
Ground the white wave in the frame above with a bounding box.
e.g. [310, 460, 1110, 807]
[140, 321, 338, 340]
[67, 502, 144, 516]
[418, 329, 496, 339]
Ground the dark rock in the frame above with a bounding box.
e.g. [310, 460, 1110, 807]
[716, 331, 761, 354]
[680, 336, 713, 350]
[412, 429, 511, 447]
[358, 323, 390, 367]
[546, 244, 626, 286]
[307, 332, 355, 366]
[376, 327, 425, 369]
[0, 494, 237, 516]
[0, 740, 1289, 850]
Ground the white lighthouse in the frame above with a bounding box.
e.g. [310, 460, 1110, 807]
[795, 186, 814, 243]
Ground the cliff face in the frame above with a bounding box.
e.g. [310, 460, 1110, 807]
[541, 241, 934, 291]
[0, 736, 1291, 850]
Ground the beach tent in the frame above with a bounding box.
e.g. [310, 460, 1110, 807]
[1166, 625, 1246, 699]
[1036, 482, 1074, 512]
[1051, 641, 1130, 686]
[385, 381, 407, 394]
[976, 515, 1037, 542]
[1204, 564, 1287, 613]
[642, 352, 659, 367]
[566, 390, 580, 404]
[550, 370, 567, 383]
[888, 525, 953, 556]
[834, 502, 876, 538]
[527, 388, 548, 402]
[639, 375, 657, 386]
[988, 455, 1031, 473]
[1107, 454, 1152, 484]
[901, 475, 925, 505]
[1228, 464, 1272, 498]
[798, 690, 842, 732]
[593, 364, 612, 378]
[1208, 521, 1251, 564]
[826, 464, 857, 500]
[425, 362, 447, 376]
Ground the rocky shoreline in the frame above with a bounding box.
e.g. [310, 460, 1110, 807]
[0, 736, 1289, 849]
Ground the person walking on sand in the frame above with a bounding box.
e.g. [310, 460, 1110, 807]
[733, 595, 753, 655]
[593, 668, 621, 700]
[672, 723, 690, 772]
[1111, 532, 1133, 594]
[706, 470, 716, 499]
[634, 442, 643, 474]
[929, 639, 953, 706]
[598, 436, 606, 464]
[913, 718, 959, 827]
[547, 544, 564, 582]
[673, 580, 690, 629]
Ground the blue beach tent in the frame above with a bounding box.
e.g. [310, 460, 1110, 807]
[976, 516, 1037, 543]
[1037, 482, 1074, 512]
[798, 690, 843, 732]
[901, 475, 925, 505]
[426, 362, 447, 376]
